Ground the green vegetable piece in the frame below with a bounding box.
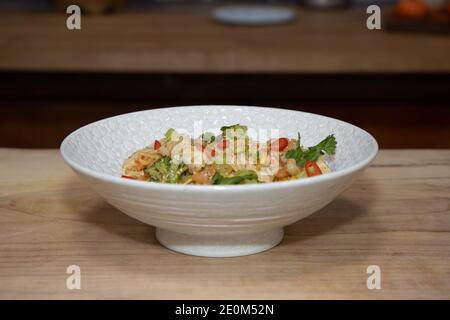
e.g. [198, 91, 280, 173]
[212, 170, 258, 185]
[144, 156, 187, 184]
[220, 124, 248, 133]
[164, 128, 175, 141]
[286, 134, 336, 167]
[220, 124, 248, 140]
[201, 132, 215, 144]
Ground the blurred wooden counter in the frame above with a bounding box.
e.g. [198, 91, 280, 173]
[0, 8, 450, 73]
[0, 148, 449, 299]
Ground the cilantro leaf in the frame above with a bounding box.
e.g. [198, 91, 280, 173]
[286, 135, 336, 167]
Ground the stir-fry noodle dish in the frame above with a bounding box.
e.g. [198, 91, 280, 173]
[122, 124, 336, 185]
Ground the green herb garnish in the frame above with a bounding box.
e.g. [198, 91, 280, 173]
[286, 134, 336, 167]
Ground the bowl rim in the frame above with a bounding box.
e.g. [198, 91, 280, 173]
[60, 105, 378, 192]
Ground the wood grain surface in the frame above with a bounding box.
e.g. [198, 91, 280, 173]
[1, 8, 450, 73]
[0, 149, 449, 299]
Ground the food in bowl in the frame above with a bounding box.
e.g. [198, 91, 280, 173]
[61, 105, 378, 257]
[122, 124, 336, 185]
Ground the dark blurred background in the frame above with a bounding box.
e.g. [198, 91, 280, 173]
[0, 0, 449, 148]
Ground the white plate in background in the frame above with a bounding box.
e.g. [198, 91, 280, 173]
[212, 5, 297, 26]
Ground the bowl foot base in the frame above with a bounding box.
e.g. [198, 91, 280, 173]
[155, 228, 284, 257]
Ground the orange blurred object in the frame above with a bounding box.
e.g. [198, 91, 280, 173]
[393, 0, 429, 18]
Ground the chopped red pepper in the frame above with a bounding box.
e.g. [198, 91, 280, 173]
[270, 138, 289, 151]
[154, 140, 161, 150]
[210, 149, 216, 157]
[121, 175, 136, 179]
[194, 142, 204, 152]
[217, 139, 229, 150]
[304, 160, 322, 177]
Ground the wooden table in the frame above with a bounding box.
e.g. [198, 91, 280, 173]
[0, 149, 449, 299]
[1, 8, 450, 73]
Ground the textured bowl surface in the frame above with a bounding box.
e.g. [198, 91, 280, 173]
[61, 105, 378, 257]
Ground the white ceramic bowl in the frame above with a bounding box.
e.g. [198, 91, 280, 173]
[61, 106, 378, 257]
